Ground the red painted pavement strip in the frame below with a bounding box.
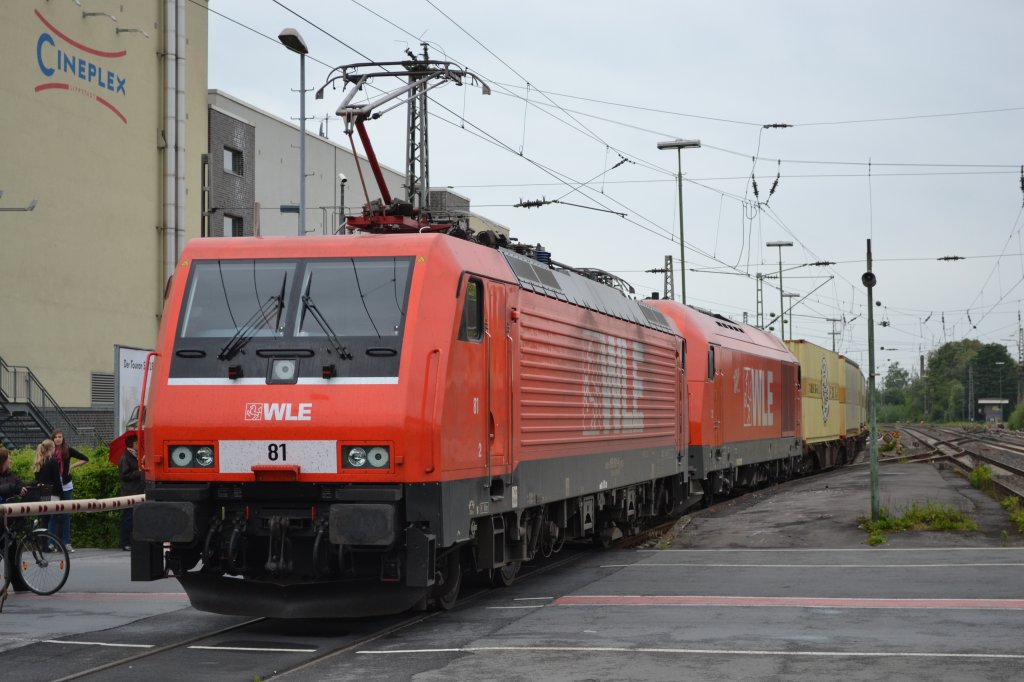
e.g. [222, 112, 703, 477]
[555, 595, 1024, 610]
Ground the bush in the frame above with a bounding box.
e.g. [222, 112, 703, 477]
[1007, 401, 1024, 430]
[6, 443, 123, 549]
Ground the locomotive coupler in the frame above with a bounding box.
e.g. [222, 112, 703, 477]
[263, 515, 293, 577]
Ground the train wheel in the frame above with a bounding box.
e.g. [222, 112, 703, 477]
[489, 560, 521, 588]
[432, 549, 463, 611]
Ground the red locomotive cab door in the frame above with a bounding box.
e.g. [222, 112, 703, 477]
[452, 277, 490, 477]
[485, 283, 513, 486]
[708, 344, 724, 447]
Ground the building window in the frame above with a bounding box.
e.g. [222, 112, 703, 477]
[223, 146, 243, 175]
[224, 214, 243, 237]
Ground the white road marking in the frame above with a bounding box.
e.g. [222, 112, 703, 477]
[356, 645, 1024, 660]
[513, 597, 554, 601]
[642, 547, 1024, 552]
[43, 640, 154, 648]
[602, 562, 1024, 569]
[189, 645, 317, 653]
[486, 605, 546, 610]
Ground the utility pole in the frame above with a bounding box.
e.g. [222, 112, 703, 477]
[663, 255, 674, 301]
[406, 43, 431, 214]
[756, 273, 765, 328]
[862, 239, 880, 522]
[645, 256, 675, 300]
[968, 363, 974, 422]
[827, 318, 841, 352]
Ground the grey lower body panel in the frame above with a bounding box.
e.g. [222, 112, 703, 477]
[688, 436, 802, 480]
[424, 444, 683, 546]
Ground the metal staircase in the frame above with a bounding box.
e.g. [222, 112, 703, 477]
[0, 354, 85, 449]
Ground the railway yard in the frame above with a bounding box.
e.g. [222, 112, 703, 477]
[3, 430, 1024, 682]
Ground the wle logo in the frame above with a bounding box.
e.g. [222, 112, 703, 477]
[33, 9, 129, 124]
[245, 403, 313, 422]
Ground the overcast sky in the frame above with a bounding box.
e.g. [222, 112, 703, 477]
[207, 0, 1024, 379]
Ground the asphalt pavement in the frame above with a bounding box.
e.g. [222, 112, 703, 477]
[2, 452, 1023, 681]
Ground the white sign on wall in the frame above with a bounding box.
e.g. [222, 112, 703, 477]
[114, 345, 153, 435]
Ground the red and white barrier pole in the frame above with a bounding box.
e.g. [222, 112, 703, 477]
[0, 494, 146, 519]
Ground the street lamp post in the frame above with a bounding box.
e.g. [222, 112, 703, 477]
[657, 139, 701, 305]
[767, 241, 793, 340]
[279, 28, 309, 236]
[782, 292, 799, 341]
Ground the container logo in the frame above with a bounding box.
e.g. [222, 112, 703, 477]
[821, 358, 831, 422]
[33, 9, 129, 124]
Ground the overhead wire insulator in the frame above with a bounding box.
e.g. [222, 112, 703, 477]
[766, 160, 781, 206]
[1019, 165, 1023, 205]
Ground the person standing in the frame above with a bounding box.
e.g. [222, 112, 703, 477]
[118, 433, 144, 551]
[0, 448, 28, 501]
[33, 439, 61, 501]
[50, 430, 88, 552]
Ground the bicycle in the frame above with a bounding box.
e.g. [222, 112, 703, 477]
[0, 485, 71, 611]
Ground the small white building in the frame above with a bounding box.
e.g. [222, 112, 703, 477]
[978, 398, 1010, 423]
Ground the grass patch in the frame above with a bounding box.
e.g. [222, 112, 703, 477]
[969, 465, 994, 494]
[1002, 496, 1024, 535]
[860, 500, 977, 543]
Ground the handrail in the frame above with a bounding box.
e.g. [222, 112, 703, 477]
[0, 353, 85, 444]
[137, 351, 158, 466]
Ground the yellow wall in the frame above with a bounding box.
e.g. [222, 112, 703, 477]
[0, 1, 207, 406]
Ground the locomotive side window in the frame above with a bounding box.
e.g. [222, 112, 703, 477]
[458, 278, 483, 342]
[296, 258, 412, 338]
[180, 260, 296, 338]
[707, 346, 716, 379]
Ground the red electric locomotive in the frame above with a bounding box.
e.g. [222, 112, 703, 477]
[132, 234, 696, 616]
[647, 302, 809, 502]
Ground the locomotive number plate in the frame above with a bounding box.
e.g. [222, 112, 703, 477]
[218, 440, 337, 474]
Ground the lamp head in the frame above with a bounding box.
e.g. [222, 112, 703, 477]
[657, 138, 701, 150]
[278, 28, 308, 55]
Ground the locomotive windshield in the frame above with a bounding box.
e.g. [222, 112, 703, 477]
[171, 257, 414, 382]
[181, 260, 296, 339]
[296, 259, 410, 339]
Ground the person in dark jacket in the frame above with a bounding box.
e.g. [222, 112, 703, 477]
[118, 433, 144, 550]
[50, 430, 88, 552]
[0, 447, 28, 502]
[33, 439, 61, 501]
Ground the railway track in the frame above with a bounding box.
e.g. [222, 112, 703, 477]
[898, 425, 1024, 500]
[47, 548, 588, 681]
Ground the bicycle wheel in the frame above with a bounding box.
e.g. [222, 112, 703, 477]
[16, 530, 69, 596]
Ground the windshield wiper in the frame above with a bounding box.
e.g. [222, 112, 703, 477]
[300, 274, 352, 360]
[218, 274, 287, 361]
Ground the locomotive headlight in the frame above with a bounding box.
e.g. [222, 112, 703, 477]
[347, 447, 367, 468]
[170, 446, 194, 467]
[367, 446, 390, 468]
[169, 445, 216, 468]
[268, 358, 299, 384]
[194, 446, 215, 468]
